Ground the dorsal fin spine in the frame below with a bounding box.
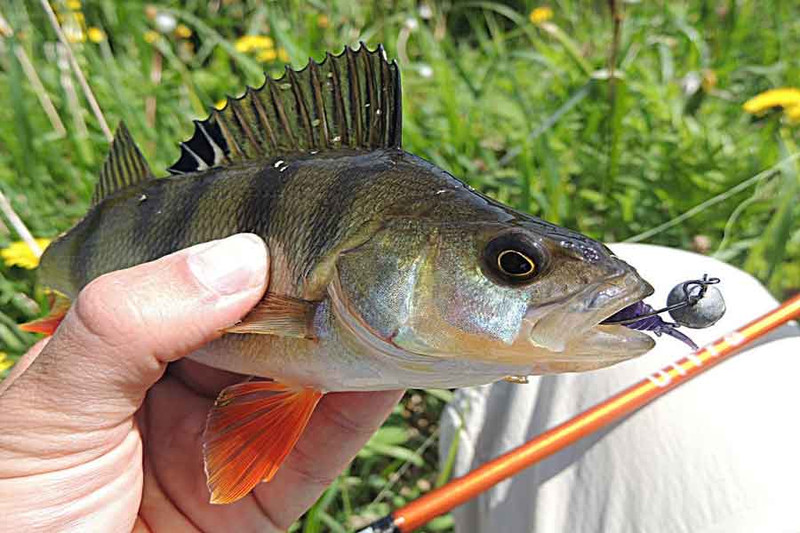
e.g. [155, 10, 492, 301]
[248, 87, 278, 151]
[268, 78, 296, 149]
[328, 53, 349, 145]
[363, 49, 378, 146]
[168, 43, 402, 175]
[381, 57, 394, 145]
[346, 47, 364, 146]
[287, 67, 315, 145]
[308, 61, 330, 147]
[180, 142, 209, 170]
[230, 97, 259, 155]
[194, 121, 226, 165]
[215, 108, 245, 159]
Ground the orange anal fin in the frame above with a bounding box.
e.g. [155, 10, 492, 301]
[222, 293, 317, 339]
[19, 291, 71, 336]
[203, 381, 323, 504]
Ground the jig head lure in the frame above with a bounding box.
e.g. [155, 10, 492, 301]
[603, 275, 725, 350]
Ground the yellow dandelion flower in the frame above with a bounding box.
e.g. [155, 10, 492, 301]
[530, 6, 553, 25]
[0, 352, 14, 373]
[144, 30, 160, 44]
[743, 88, 800, 115]
[235, 35, 274, 53]
[214, 99, 227, 110]
[277, 47, 289, 63]
[317, 14, 330, 28]
[66, 0, 82, 11]
[87, 27, 105, 43]
[257, 48, 278, 63]
[175, 24, 192, 39]
[1, 238, 51, 270]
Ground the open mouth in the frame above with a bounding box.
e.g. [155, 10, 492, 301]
[523, 271, 656, 360]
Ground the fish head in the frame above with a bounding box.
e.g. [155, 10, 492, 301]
[333, 217, 655, 375]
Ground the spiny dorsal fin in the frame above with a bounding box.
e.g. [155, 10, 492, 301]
[168, 43, 402, 175]
[92, 122, 153, 206]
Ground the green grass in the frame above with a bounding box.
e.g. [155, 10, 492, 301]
[1, 0, 799, 530]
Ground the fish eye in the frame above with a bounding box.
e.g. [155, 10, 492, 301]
[482, 232, 547, 285]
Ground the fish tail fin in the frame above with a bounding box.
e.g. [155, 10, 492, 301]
[203, 380, 323, 504]
[19, 290, 71, 336]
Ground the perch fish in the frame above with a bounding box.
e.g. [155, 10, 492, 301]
[24, 44, 657, 503]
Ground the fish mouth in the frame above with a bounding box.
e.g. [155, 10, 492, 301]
[522, 270, 655, 362]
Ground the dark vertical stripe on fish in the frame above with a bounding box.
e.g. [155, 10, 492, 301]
[295, 163, 364, 280]
[168, 173, 217, 252]
[236, 165, 289, 239]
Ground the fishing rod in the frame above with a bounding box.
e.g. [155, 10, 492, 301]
[359, 293, 800, 533]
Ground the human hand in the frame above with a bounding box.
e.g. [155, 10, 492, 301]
[0, 234, 403, 532]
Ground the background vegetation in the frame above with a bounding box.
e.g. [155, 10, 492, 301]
[1, 0, 798, 530]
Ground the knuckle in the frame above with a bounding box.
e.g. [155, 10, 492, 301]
[73, 273, 145, 348]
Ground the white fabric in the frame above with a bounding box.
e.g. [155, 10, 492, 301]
[440, 244, 800, 533]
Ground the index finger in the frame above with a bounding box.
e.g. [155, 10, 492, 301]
[253, 389, 404, 529]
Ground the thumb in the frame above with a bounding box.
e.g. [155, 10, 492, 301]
[1, 233, 268, 432]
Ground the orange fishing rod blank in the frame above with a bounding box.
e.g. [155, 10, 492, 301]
[388, 294, 800, 532]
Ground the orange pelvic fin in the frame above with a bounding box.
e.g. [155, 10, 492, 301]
[19, 291, 71, 336]
[203, 380, 323, 504]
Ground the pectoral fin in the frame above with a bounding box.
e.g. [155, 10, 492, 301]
[203, 380, 323, 504]
[19, 290, 71, 336]
[223, 293, 317, 339]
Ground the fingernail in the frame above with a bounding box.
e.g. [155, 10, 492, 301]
[187, 234, 267, 295]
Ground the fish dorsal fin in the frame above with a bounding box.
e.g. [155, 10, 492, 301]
[168, 43, 402, 175]
[92, 122, 153, 206]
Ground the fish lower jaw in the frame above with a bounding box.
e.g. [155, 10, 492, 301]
[566, 324, 654, 357]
